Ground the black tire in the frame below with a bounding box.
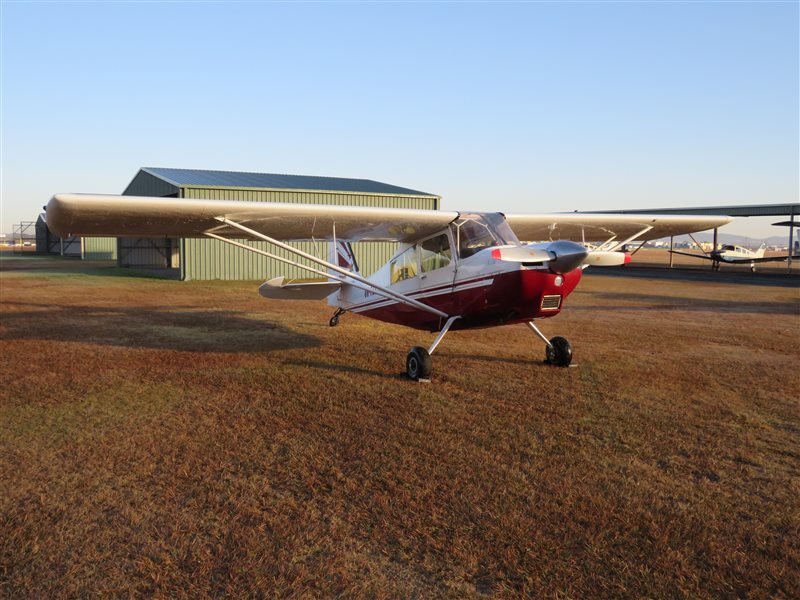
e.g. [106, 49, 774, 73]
[545, 336, 572, 367]
[406, 346, 432, 380]
[329, 315, 339, 327]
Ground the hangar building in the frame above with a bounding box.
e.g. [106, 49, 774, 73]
[38, 214, 115, 259]
[115, 167, 440, 280]
[36, 213, 81, 256]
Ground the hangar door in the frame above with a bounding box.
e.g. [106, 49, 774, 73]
[118, 238, 180, 268]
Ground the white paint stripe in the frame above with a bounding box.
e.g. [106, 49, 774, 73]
[349, 278, 494, 313]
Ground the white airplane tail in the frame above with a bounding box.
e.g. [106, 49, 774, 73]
[328, 240, 359, 277]
[326, 241, 361, 312]
[755, 243, 767, 258]
[257, 240, 359, 303]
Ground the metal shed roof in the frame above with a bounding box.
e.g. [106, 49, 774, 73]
[141, 167, 436, 197]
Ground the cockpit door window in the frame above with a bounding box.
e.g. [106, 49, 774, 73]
[420, 234, 452, 273]
[390, 246, 419, 284]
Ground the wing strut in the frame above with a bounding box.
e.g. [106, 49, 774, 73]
[205, 232, 387, 299]
[609, 226, 654, 252]
[213, 217, 449, 319]
[628, 240, 647, 256]
[596, 235, 618, 251]
[687, 232, 711, 256]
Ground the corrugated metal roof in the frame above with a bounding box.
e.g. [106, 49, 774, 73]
[142, 167, 436, 197]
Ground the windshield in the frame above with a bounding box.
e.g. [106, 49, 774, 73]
[452, 213, 520, 259]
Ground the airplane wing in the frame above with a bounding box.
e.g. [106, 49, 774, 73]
[48, 194, 730, 246]
[505, 214, 731, 243]
[46, 193, 459, 243]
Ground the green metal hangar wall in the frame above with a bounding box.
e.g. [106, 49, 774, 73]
[117, 167, 440, 280]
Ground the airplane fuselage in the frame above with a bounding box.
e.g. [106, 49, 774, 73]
[332, 223, 583, 332]
[349, 262, 581, 331]
[711, 244, 766, 263]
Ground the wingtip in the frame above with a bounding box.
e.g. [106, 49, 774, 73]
[46, 194, 72, 237]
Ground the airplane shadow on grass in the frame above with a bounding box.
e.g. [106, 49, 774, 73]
[0, 301, 319, 353]
[287, 351, 546, 379]
[286, 359, 389, 378]
[573, 292, 800, 316]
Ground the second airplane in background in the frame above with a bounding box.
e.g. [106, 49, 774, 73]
[670, 242, 798, 271]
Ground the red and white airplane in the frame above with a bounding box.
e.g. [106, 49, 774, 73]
[46, 194, 730, 379]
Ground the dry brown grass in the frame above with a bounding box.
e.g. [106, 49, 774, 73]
[1, 255, 799, 598]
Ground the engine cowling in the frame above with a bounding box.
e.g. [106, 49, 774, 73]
[543, 240, 590, 274]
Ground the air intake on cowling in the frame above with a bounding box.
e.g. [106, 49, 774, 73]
[541, 295, 562, 310]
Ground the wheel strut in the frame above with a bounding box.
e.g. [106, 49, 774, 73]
[406, 315, 461, 380]
[527, 321, 553, 348]
[329, 307, 346, 327]
[428, 316, 461, 355]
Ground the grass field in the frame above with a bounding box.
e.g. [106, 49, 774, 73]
[1, 256, 798, 598]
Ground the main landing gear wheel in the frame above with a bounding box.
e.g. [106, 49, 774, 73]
[406, 346, 432, 380]
[545, 336, 573, 367]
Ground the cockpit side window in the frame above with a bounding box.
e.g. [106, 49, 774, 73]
[452, 214, 519, 259]
[420, 234, 452, 273]
[458, 221, 495, 258]
[482, 212, 520, 245]
[390, 246, 418, 284]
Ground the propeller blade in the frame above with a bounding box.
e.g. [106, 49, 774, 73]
[490, 246, 552, 263]
[582, 251, 631, 267]
[491, 240, 588, 273]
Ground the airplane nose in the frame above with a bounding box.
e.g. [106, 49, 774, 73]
[546, 240, 589, 274]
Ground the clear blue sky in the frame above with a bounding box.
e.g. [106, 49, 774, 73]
[2, 1, 798, 238]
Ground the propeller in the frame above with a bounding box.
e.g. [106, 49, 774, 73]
[492, 240, 588, 273]
[491, 241, 629, 272]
